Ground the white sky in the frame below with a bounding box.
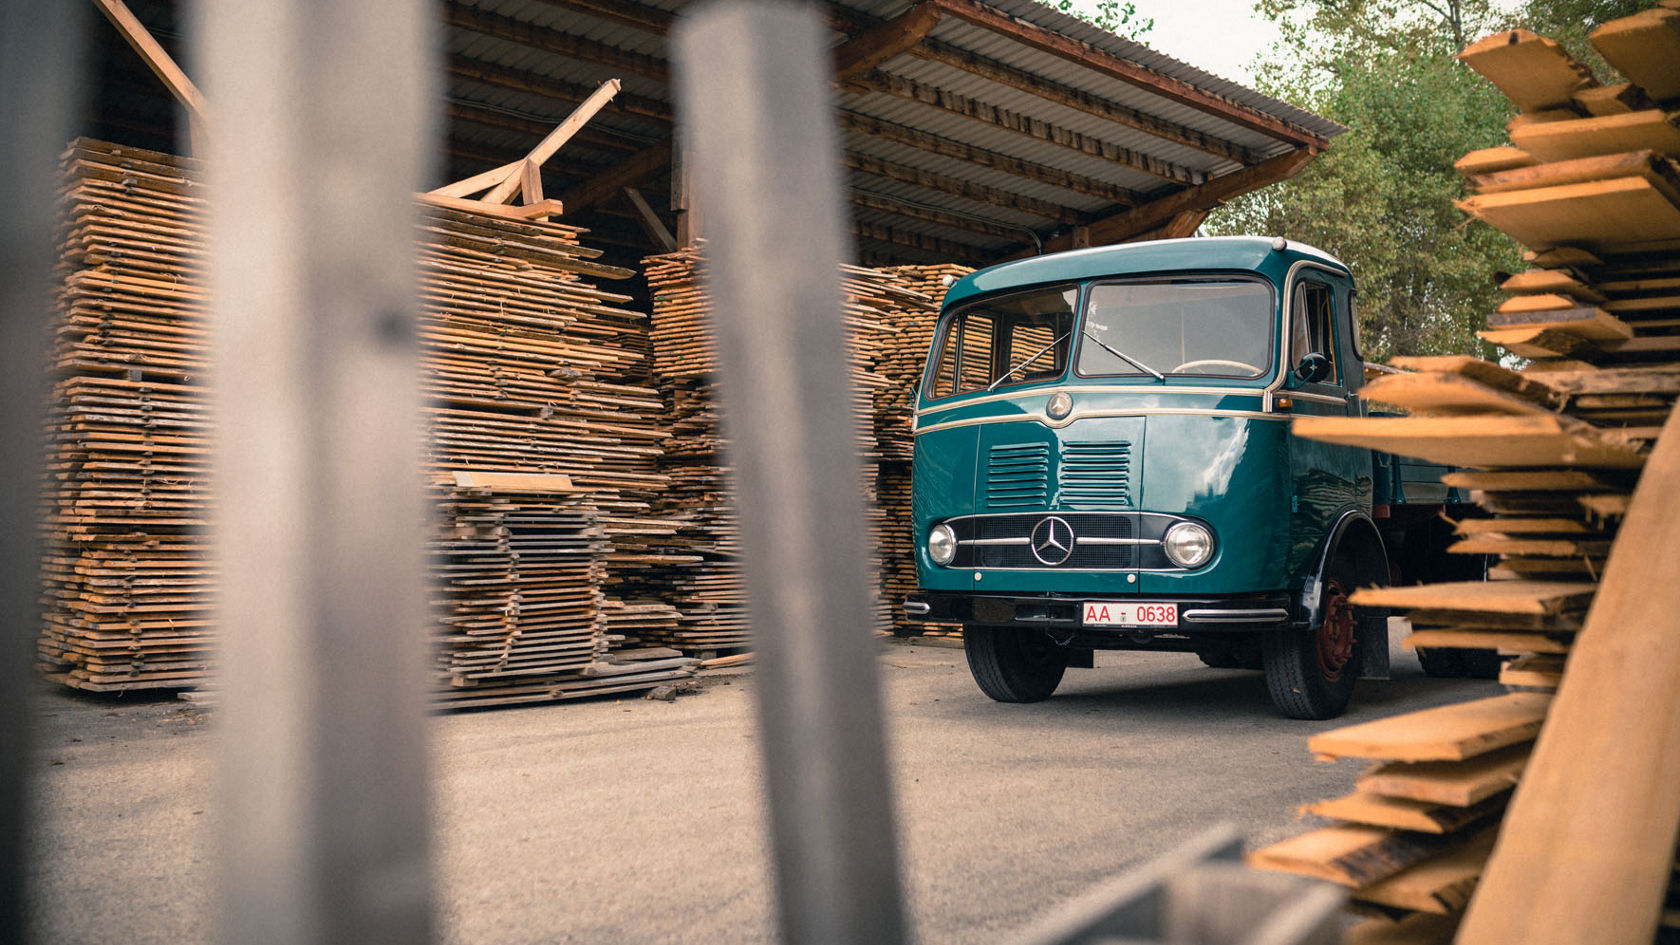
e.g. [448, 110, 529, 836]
[1056, 0, 1283, 85]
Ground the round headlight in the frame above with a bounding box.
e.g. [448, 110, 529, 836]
[1046, 391, 1073, 421]
[1162, 522, 1214, 569]
[927, 523, 958, 566]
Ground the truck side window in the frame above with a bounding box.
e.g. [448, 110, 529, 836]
[928, 286, 1077, 398]
[1290, 281, 1338, 386]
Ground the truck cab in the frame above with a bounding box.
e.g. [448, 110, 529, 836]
[903, 236, 1420, 720]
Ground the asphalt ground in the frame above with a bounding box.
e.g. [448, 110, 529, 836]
[25, 629, 1497, 944]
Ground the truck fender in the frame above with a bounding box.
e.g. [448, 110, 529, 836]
[1299, 509, 1391, 680]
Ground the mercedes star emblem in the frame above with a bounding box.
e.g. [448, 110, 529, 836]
[1030, 516, 1075, 566]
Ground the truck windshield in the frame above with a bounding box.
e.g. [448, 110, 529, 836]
[926, 286, 1076, 399]
[1077, 279, 1273, 379]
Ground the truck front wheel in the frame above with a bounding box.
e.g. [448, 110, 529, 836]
[1263, 558, 1364, 720]
[964, 625, 1068, 703]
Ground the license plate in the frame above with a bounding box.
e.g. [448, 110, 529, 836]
[1082, 601, 1178, 628]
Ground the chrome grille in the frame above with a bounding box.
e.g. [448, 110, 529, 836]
[1060, 442, 1131, 509]
[985, 443, 1049, 510]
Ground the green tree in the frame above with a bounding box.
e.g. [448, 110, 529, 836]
[1046, 0, 1154, 40]
[1209, 0, 1640, 361]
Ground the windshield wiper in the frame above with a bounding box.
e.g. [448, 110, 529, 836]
[987, 331, 1071, 392]
[1083, 330, 1164, 381]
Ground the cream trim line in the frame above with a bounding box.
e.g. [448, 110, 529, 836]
[917, 384, 1266, 417]
[915, 407, 1287, 436]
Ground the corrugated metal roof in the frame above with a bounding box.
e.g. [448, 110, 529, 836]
[91, 0, 1343, 265]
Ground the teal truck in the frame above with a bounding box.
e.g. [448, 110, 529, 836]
[901, 236, 1479, 720]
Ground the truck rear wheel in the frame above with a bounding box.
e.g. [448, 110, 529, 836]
[964, 625, 1068, 703]
[1263, 558, 1364, 720]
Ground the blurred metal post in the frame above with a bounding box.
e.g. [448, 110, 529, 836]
[674, 4, 909, 945]
[0, 3, 83, 941]
[194, 1, 437, 943]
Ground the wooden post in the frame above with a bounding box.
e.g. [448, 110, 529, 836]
[671, 143, 702, 247]
[194, 0, 436, 942]
[674, 4, 908, 945]
[0, 4, 83, 940]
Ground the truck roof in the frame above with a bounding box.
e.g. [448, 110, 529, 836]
[941, 236, 1351, 310]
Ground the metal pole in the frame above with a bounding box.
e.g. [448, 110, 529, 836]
[0, 3, 83, 941]
[673, 4, 910, 944]
[194, 1, 437, 942]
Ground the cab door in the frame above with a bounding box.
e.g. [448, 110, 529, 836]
[1284, 271, 1368, 572]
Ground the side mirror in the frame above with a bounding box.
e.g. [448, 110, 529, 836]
[1294, 352, 1331, 384]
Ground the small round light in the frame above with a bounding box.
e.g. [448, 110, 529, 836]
[1163, 522, 1214, 569]
[1270, 236, 1288, 252]
[927, 523, 958, 565]
[1046, 391, 1073, 421]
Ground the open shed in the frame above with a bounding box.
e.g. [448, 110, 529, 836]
[85, 0, 1341, 271]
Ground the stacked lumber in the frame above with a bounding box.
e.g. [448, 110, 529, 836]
[39, 140, 214, 690]
[866, 264, 971, 636]
[1260, 12, 1680, 942]
[642, 249, 919, 650]
[41, 138, 696, 705]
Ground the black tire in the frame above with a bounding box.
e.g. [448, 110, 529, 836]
[963, 625, 1068, 703]
[1264, 556, 1367, 720]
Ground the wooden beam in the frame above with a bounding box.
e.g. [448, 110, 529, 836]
[833, 3, 943, 80]
[844, 151, 1086, 225]
[1025, 146, 1317, 254]
[443, 2, 667, 82]
[558, 138, 674, 215]
[525, 0, 673, 35]
[484, 77, 622, 204]
[622, 186, 676, 252]
[920, 0, 1325, 147]
[838, 111, 1140, 205]
[848, 190, 1026, 242]
[91, 0, 208, 150]
[1457, 408, 1680, 945]
[851, 221, 996, 264]
[447, 54, 669, 122]
[852, 70, 1206, 185]
[428, 160, 522, 198]
[908, 36, 1269, 166]
[446, 99, 640, 153]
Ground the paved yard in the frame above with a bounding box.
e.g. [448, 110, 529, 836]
[26, 633, 1496, 944]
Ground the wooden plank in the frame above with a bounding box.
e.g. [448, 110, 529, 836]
[1359, 372, 1554, 416]
[1498, 268, 1605, 302]
[1476, 326, 1603, 360]
[1386, 355, 1558, 405]
[1248, 824, 1460, 887]
[1590, 8, 1680, 103]
[1576, 81, 1648, 116]
[1349, 911, 1461, 945]
[1457, 29, 1596, 112]
[1358, 743, 1531, 807]
[448, 471, 576, 493]
[1307, 791, 1505, 834]
[1307, 692, 1553, 762]
[1458, 175, 1680, 251]
[1508, 110, 1680, 163]
[1499, 654, 1566, 689]
[1455, 146, 1537, 177]
[1349, 580, 1595, 616]
[1441, 469, 1628, 492]
[1458, 408, 1680, 945]
[485, 78, 623, 206]
[1405, 629, 1572, 655]
[1292, 414, 1646, 469]
[1354, 832, 1497, 915]
[428, 161, 521, 199]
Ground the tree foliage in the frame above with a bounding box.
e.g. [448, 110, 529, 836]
[1207, 0, 1637, 361]
[1046, 0, 1155, 40]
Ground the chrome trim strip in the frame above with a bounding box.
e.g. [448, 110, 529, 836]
[1075, 537, 1155, 546]
[958, 537, 1031, 546]
[916, 407, 1285, 436]
[1288, 391, 1348, 406]
[942, 510, 1185, 522]
[918, 385, 1267, 416]
[1180, 608, 1291, 622]
[902, 600, 931, 616]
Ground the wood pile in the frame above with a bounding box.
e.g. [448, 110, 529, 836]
[1253, 11, 1680, 943]
[40, 137, 696, 705]
[867, 264, 972, 637]
[642, 248, 928, 650]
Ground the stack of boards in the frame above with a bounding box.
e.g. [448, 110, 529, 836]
[1252, 12, 1680, 943]
[872, 265, 972, 638]
[641, 249, 938, 648]
[40, 137, 697, 706]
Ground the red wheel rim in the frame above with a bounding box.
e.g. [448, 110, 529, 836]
[1316, 578, 1355, 681]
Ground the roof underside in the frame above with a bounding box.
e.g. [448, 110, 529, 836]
[84, 0, 1343, 270]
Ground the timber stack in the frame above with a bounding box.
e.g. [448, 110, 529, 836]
[642, 248, 921, 650]
[867, 264, 972, 637]
[40, 138, 697, 705]
[1249, 9, 1680, 944]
